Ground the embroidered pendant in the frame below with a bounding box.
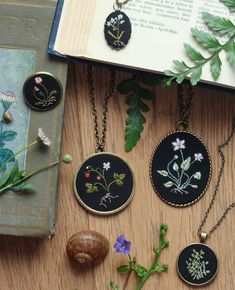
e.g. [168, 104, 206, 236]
[177, 243, 218, 286]
[150, 131, 211, 207]
[23, 72, 62, 111]
[104, 10, 132, 49]
[74, 153, 134, 215]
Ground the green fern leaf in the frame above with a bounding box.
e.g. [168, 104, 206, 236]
[225, 41, 235, 65]
[191, 28, 222, 53]
[184, 43, 205, 64]
[221, 0, 235, 12]
[210, 54, 222, 79]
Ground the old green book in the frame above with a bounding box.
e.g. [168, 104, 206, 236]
[0, 0, 67, 237]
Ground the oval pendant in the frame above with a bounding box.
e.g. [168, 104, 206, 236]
[177, 243, 218, 286]
[74, 152, 134, 215]
[104, 10, 132, 49]
[150, 131, 212, 207]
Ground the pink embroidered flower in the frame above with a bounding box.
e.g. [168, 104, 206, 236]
[97, 176, 101, 181]
[34, 86, 40, 92]
[85, 173, 90, 179]
[35, 77, 42, 85]
[0, 92, 16, 104]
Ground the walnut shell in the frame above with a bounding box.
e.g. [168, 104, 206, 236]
[66, 230, 109, 265]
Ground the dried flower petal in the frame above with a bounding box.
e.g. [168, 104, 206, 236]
[37, 128, 51, 146]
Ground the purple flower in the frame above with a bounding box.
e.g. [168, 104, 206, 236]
[114, 235, 131, 254]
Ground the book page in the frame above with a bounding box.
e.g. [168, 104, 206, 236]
[55, 0, 235, 88]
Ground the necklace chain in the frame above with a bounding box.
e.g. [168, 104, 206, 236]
[87, 65, 117, 153]
[177, 84, 194, 131]
[198, 123, 235, 240]
[115, 0, 131, 9]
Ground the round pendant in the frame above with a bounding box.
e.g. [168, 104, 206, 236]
[150, 131, 211, 207]
[74, 152, 134, 215]
[104, 10, 132, 49]
[177, 243, 218, 286]
[23, 72, 62, 111]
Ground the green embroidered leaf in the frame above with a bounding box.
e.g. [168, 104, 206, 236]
[194, 172, 202, 180]
[116, 180, 124, 186]
[173, 163, 179, 171]
[181, 157, 191, 171]
[0, 131, 17, 141]
[221, 0, 235, 12]
[202, 12, 235, 37]
[117, 265, 130, 273]
[113, 173, 119, 179]
[191, 28, 222, 53]
[164, 181, 174, 188]
[225, 41, 235, 65]
[190, 66, 202, 86]
[184, 43, 205, 64]
[119, 173, 125, 180]
[118, 76, 157, 152]
[210, 54, 222, 80]
[85, 183, 97, 193]
[157, 170, 168, 177]
[190, 184, 198, 188]
[113, 173, 125, 180]
[134, 265, 148, 278]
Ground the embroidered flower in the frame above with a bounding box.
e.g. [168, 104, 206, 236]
[172, 138, 185, 151]
[118, 14, 123, 20]
[97, 176, 101, 181]
[0, 92, 16, 104]
[194, 153, 204, 162]
[85, 173, 90, 179]
[114, 235, 131, 254]
[103, 162, 111, 171]
[35, 77, 42, 85]
[34, 86, 40, 92]
[37, 128, 51, 146]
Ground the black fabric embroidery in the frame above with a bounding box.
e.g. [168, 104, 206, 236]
[150, 131, 211, 206]
[177, 243, 218, 286]
[74, 153, 134, 214]
[104, 11, 132, 49]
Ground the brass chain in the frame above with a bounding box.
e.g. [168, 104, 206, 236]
[115, 0, 131, 9]
[87, 65, 117, 153]
[198, 122, 235, 240]
[177, 84, 194, 131]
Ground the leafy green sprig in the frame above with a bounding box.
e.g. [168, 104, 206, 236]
[110, 224, 169, 290]
[118, 75, 158, 152]
[165, 1, 235, 86]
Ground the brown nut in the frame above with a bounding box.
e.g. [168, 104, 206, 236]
[66, 230, 109, 265]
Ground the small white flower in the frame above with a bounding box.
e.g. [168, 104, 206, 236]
[118, 14, 123, 20]
[194, 153, 204, 162]
[103, 162, 111, 171]
[172, 138, 185, 151]
[37, 128, 51, 146]
[106, 21, 111, 27]
[110, 17, 115, 23]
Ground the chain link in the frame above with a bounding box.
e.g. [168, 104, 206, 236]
[198, 123, 235, 240]
[87, 65, 117, 153]
[115, 0, 132, 9]
[177, 84, 194, 131]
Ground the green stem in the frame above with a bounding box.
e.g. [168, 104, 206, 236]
[0, 160, 60, 193]
[0, 140, 38, 173]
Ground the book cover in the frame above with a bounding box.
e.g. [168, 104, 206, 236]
[0, 0, 67, 238]
[48, 0, 235, 89]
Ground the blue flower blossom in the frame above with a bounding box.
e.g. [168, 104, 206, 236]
[114, 235, 131, 254]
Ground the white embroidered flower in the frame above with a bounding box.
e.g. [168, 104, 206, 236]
[110, 17, 115, 23]
[0, 92, 16, 104]
[194, 153, 204, 162]
[37, 128, 51, 146]
[35, 77, 42, 85]
[103, 162, 111, 171]
[118, 14, 123, 20]
[172, 138, 185, 151]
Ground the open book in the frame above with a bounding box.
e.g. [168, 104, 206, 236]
[49, 0, 235, 89]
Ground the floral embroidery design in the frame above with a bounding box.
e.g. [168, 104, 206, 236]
[186, 249, 210, 280]
[106, 14, 126, 48]
[157, 138, 203, 194]
[84, 162, 126, 208]
[33, 77, 57, 107]
[0, 92, 17, 173]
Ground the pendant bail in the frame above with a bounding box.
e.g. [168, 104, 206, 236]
[199, 231, 208, 243]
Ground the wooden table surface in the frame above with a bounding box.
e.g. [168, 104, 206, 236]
[0, 63, 234, 290]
